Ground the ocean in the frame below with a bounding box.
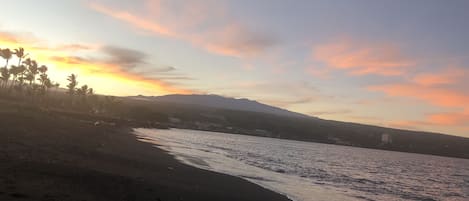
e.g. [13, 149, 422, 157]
[135, 128, 469, 201]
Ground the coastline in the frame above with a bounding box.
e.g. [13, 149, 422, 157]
[136, 129, 300, 201]
[0, 107, 291, 201]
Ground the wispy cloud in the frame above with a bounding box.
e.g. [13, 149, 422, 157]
[369, 84, 469, 110]
[309, 109, 352, 116]
[1, 28, 193, 94]
[262, 96, 316, 108]
[0, 31, 38, 44]
[88, 0, 277, 58]
[310, 36, 469, 135]
[225, 81, 323, 108]
[101, 45, 147, 68]
[49, 45, 195, 92]
[313, 39, 415, 76]
[369, 66, 469, 131]
[50, 54, 193, 94]
[50, 45, 147, 69]
[427, 112, 469, 126]
[0, 30, 98, 54]
[412, 67, 467, 87]
[305, 66, 332, 79]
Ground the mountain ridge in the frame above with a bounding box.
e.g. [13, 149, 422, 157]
[123, 93, 469, 159]
[129, 94, 311, 118]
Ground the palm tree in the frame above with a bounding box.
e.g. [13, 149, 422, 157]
[38, 65, 47, 75]
[87, 87, 95, 97]
[9, 65, 20, 89]
[45, 78, 53, 90]
[24, 73, 34, 87]
[1, 48, 13, 68]
[14, 48, 27, 69]
[1, 49, 13, 89]
[0, 67, 10, 89]
[24, 59, 38, 86]
[16, 64, 27, 91]
[76, 84, 91, 108]
[38, 74, 52, 95]
[38, 73, 49, 88]
[35, 64, 47, 91]
[2, 46, 102, 109]
[76, 84, 88, 97]
[66, 74, 78, 96]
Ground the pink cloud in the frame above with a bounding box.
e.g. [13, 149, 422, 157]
[427, 112, 469, 126]
[0, 31, 38, 44]
[387, 112, 469, 135]
[412, 67, 467, 86]
[369, 84, 469, 110]
[369, 66, 469, 133]
[88, 0, 276, 58]
[313, 39, 415, 76]
[89, 2, 175, 36]
[305, 66, 332, 79]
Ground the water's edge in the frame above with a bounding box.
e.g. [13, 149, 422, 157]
[134, 128, 469, 201]
[133, 129, 298, 201]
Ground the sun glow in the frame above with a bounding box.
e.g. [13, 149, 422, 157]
[0, 34, 191, 96]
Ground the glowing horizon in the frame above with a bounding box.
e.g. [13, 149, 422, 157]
[1, 0, 468, 137]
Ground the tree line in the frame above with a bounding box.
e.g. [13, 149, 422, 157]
[0, 47, 118, 114]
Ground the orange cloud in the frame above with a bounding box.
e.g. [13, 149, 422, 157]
[0, 32, 20, 43]
[49, 55, 193, 95]
[89, 2, 175, 37]
[412, 67, 467, 86]
[370, 67, 469, 134]
[88, 0, 276, 58]
[369, 84, 469, 110]
[1, 29, 193, 95]
[427, 112, 469, 126]
[0, 31, 98, 58]
[0, 31, 39, 45]
[314, 39, 415, 76]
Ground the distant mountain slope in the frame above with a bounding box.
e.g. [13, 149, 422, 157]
[123, 94, 469, 159]
[129, 94, 309, 118]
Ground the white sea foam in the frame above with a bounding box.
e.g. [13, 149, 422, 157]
[135, 128, 469, 201]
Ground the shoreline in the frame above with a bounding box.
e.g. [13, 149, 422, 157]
[0, 107, 291, 201]
[135, 128, 300, 201]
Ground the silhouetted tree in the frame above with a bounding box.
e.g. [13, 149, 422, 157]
[0, 67, 9, 89]
[66, 74, 78, 96]
[0, 48, 13, 89]
[0, 48, 13, 68]
[13, 47, 27, 70]
[23, 58, 39, 86]
[1, 46, 97, 110]
[15, 64, 27, 92]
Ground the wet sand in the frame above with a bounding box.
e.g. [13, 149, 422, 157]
[0, 105, 291, 201]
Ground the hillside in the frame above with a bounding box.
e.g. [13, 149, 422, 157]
[129, 94, 309, 118]
[121, 94, 469, 159]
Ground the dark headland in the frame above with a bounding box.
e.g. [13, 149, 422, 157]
[0, 102, 291, 201]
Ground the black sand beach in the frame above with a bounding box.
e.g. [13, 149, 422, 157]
[0, 105, 291, 201]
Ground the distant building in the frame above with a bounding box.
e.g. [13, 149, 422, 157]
[169, 117, 181, 124]
[381, 133, 393, 144]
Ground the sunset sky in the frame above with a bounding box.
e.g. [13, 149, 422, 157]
[1, 0, 468, 137]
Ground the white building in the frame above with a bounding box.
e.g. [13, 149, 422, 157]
[381, 133, 393, 144]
